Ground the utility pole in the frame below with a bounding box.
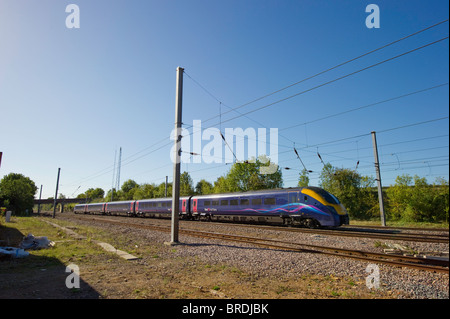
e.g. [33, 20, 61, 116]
[37, 185, 43, 215]
[165, 176, 168, 197]
[116, 147, 122, 192]
[371, 131, 386, 226]
[168, 66, 184, 245]
[111, 149, 117, 201]
[52, 168, 61, 219]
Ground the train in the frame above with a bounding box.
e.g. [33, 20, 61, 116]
[74, 186, 349, 228]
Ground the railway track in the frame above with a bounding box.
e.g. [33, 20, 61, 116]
[239, 224, 449, 244]
[70, 211, 449, 244]
[167, 217, 449, 244]
[74, 216, 449, 274]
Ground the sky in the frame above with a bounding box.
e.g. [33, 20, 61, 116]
[0, 0, 448, 199]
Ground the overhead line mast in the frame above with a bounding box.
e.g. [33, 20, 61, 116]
[116, 147, 122, 192]
[168, 66, 184, 245]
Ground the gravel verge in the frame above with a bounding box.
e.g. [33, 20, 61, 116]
[58, 213, 449, 299]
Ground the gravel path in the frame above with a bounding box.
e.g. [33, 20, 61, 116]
[58, 213, 449, 299]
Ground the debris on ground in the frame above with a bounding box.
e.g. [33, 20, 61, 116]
[0, 247, 29, 258]
[19, 233, 55, 250]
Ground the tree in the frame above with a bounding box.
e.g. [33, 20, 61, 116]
[121, 179, 139, 200]
[297, 169, 310, 187]
[180, 172, 194, 196]
[386, 174, 449, 222]
[105, 188, 120, 201]
[133, 183, 156, 200]
[154, 181, 172, 198]
[77, 188, 105, 200]
[432, 177, 449, 223]
[319, 163, 377, 220]
[222, 156, 283, 192]
[0, 173, 37, 215]
[213, 176, 230, 194]
[195, 179, 213, 195]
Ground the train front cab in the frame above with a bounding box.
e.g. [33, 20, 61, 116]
[301, 187, 349, 227]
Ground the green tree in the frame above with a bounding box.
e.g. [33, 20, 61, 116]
[77, 188, 105, 200]
[180, 171, 194, 196]
[213, 176, 230, 194]
[223, 156, 283, 192]
[319, 163, 377, 219]
[386, 175, 449, 222]
[195, 179, 213, 195]
[297, 169, 310, 187]
[154, 182, 172, 198]
[121, 179, 139, 200]
[133, 183, 156, 200]
[105, 188, 120, 201]
[432, 177, 449, 222]
[0, 173, 37, 215]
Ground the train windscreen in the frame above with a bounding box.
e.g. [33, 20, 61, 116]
[306, 187, 340, 204]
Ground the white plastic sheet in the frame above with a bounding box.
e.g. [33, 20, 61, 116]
[19, 233, 55, 250]
[0, 247, 29, 258]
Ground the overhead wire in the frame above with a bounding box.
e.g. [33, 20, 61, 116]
[64, 20, 449, 190]
[200, 19, 449, 124]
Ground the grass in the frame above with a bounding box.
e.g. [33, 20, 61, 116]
[0, 215, 400, 299]
[0, 216, 105, 269]
[350, 218, 449, 229]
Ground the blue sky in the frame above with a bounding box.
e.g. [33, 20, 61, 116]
[0, 0, 448, 199]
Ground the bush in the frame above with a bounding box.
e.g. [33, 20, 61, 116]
[386, 175, 449, 223]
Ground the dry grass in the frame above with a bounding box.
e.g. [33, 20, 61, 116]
[0, 216, 396, 299]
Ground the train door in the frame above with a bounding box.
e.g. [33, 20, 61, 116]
[288, 192, 299, 212]
[182, 199, 186, 213]
[192, 198, 198, 213]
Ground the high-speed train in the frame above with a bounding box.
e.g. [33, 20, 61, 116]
[74, 186, 349, 228]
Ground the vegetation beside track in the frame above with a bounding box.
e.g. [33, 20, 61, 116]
[0, 216, 396, 299]
[350, 218, 449, 230]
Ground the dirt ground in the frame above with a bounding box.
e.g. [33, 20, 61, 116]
[0, 215, 396, 300]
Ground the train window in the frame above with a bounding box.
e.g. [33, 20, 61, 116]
[306, 186, 340, 204]
[162, 202, 166, 207]
[251, 198, 262, 205]
[230, 199, 238, 205]
[220, 200, 228, 206]
[153, 202, 157, 207]
[240, 199, 249, 205]
[204, 200, 211, 206]
[157, 202, 162, 207]
[304, 196, 308, 202]
[212, 200, 219, 206]
[264, 198, 276, 205]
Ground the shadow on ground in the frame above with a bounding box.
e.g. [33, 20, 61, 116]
[0, 223, 101, 299]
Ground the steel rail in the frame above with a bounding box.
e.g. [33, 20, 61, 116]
[244, 225, 449, 243]
[79, 216, 449, 274]
[176, 219, 449, 243]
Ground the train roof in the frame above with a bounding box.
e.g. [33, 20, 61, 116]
[83, 187, 330, 205]
[185, 186, 321, 198]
